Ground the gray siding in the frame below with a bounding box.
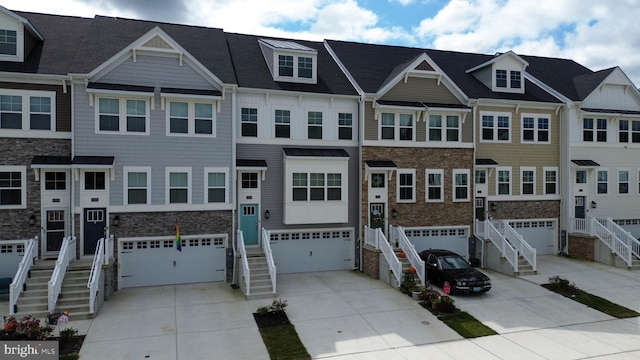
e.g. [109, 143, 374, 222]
[236, 144, 359, 231]
[259, 43, 275, 77]
[475, 67, 492, 89]
[99, 55, 214, 90]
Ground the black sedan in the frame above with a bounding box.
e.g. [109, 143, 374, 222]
[418, 249, 491, 294]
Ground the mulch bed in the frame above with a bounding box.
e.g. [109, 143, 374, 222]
[57, 335, 85, 356]
[253, 311, 291, 328]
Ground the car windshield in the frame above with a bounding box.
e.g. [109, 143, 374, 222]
[439, 255, 470, 270]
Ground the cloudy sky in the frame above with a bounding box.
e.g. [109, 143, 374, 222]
[3, 0, 640, 86]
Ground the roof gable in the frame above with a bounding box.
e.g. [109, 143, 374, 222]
[580, 67, 640, 110]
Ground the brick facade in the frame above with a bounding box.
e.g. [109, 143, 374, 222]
[488, 200, 560, 220]
[567, 233, 595, 261]
[362, 245, 380, 279]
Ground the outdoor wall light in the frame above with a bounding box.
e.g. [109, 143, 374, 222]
[264, 209, 270, 219]
[113, 215, 120, 227]
[490, 203, 497, 212]
[29, 215, 35, 226]
[591, 201, 597, 209]
[391, 209, 397, 218]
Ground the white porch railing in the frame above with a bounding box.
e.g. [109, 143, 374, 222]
[503, 221, 536, 272]
[9, 237, 38, 315]
[604, 218, 640, 260]
[105, 234, 114, 263]
[389, 226, 426, 286]
[364, 226, 402, 285]
[475, 219, 486, 238]
[48, 235, 76, 313]
[261, 228, 277, 294]
[236, 230, 250, 296]
[571, 216, 633, 267]
[485, 220, 518, 272]
[88, 235, 110, 314]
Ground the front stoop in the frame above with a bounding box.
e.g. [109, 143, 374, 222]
[515, 256, 537, 276]
[244, 253, 276, 300]
[13, 260, 55, 319]
[629, 257, 640, 271]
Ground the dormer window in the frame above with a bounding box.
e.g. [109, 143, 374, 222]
[259, 39, 318, 84]
[0, 29, 17, 55]
[510, 71, 521, 88]
[496, 70, 507, 87]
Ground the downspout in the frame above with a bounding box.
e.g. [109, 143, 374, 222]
[70, 77, 76, 249]
[358, 94, 365, 271]
[231, 85, 238, 284]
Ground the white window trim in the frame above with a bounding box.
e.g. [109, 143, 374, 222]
[165, 167, 192, 205]
[543, 167, 558, 195]
[475, 169, 487, 185]
[397, 168, 416, 203]
[425, 169, 444, 203]
[452, 169, 470, 202]
[204, 167, 229, 204]
[0, 26, 23, 62]
[95, 96, 150, 135]
[306, 109, 324, 140]
[480, 111, 511, 143]
[496, 166, 512, 196]
[617, 168, 630, 196]
[0, 89, 56, 132]
[379, 111, 416, 142]
[337, 111, 354, 141]
[0, 165, 27, 209]
[521, 113, 551, 144]
[123, 166, 151, 205]
[492, 67, 523, 93]
[272, 51, 318, 84]
[520, 167, 536, 196]
[240, 106, 259, 138]
[273, 107, 293, 139]
[427, 113, 462, 142]
[165, 99, 217, 137]
[596, 168, 609, 196]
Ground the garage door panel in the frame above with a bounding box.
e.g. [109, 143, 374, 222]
[509, 220, 557, 255]
[119, 236, 227, 288]
[405, 228, 469, 258]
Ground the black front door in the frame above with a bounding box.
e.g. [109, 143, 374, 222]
[84, 208, 105, 255]
[575, 197, 586, 219]
[475, 198, 485, 221]
[45, 210, 65, 252]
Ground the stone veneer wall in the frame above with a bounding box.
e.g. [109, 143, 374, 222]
[361, 147, 474, 230]
[488, 200, 560, 220]
[0, 138, 71, 240]
[567, 233, 595, 261]
[362, 245, 381, 279]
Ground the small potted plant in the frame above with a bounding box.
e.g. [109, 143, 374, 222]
[400, 267, 418, 297]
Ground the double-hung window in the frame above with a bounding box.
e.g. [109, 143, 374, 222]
[522, 115, 550, 143]
[481, 112, 510, 142]
[399, 114, 413, 140]
[619, 120, 640, 143]
[521, 167, 535, 195]
[397, 169, 415, 202]
[298, 57, 313, 78]
[167, 101, 215, 136]
[124, 167, 150, 205]
[428, 115, 442, 141]
[496, 69, 507, 88]
[380, 113, 395, 140]
[338, 112, 353, 140]
[0, 29, 17, 56]
[596, 119, 607, 142]
[278, 55, 294, 77]
[0, 166, 25, 208]
[275, 109, 291, 138]
[510, 71, 522, 89]
[497, 167, 511, 195]
[446, 115, 460, 141]
[291, 172, 342, 202]
[475, 170, 486, 186]
[1, 91, 56, 131]
[166, 168, 191, 204]
[380, 112, 413, 141]
[98, 97, 149, 134]
[544, 168, 558, 195]
[308, 111, 322, 139]
[327, 173, 342, 200]
[618, 169, 629, 195]
[29, 97, 52, 130]
[426, 169, 443, 202]
[292, 173, 307, 201]
[597, 170, 608, 194]
[241, 107, 258, 137]
[206, 168, 228, 203]
[453, 169, 470, 201]
[1, 94, 22, 129]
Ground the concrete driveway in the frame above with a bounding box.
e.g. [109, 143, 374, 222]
[7, 255, 637, 359]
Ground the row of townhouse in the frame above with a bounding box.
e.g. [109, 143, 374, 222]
[1, 6, 639, 292]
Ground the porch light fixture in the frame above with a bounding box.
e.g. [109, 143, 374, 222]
[391, 209, 397, 218]
[29, 215, 35, 226]
[591, 201, 597, 209]
[490, 203, 497, 212]
[113, 215, 120, 227]
[264, 209, 270, 219]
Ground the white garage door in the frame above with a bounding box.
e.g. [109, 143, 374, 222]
[404, 227, 469, 258]
[616, 219, 640, 239]
[0, 241, 27, 279]
[269, 228, 354, 273]
[119, 234, 227, 288]
[508, 219, 557, 255]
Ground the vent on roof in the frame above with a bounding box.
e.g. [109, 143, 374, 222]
[143, 35, 172, 50]
[414, 60, 434, 71]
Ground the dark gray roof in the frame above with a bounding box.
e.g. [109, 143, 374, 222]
[161, 88, 222, 97]
[573, 68, 616, 100]
[88, 82, 154, 93]
[476, 159, 498, 166]
[31, 156, 72, 165]
[571, 160, 600, 167]
[283, 148, 349, 158]
[365, 160, 397, 168]
[72, 156, 115, 166]
[226, 33, 357, 95]
[522, 55, 595, 101]
[582, 107, 640, 115]
[376, 100, 424, 108]
[237, 159, 268, 168]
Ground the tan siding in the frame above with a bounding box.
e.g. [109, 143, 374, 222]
[475, 105, 560, 196]
[364, 101, 377, 141]
[462, 115, 473, 143]
[381, 77, 460, 105]
[0, 82, 71, 132]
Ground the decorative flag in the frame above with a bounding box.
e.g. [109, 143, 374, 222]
[175, 219, 182, 252]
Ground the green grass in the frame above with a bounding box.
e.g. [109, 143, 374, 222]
[436, 310, 498, 338]
[542, 282, 640, 319]
[259, 323, 311, 360]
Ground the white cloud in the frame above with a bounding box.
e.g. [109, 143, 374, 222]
[389, 0, 416, 5]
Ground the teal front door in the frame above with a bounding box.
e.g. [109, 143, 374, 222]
[240, 204, 259, 245]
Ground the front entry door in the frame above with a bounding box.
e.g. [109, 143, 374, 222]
[240, 204, 259, 246]
[45, 210, 66, 253]
[370, 203, 385, 230]
[475, 198, 485, 221]
[575, 196, 586, 219]
[84, 208, 105, 256]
